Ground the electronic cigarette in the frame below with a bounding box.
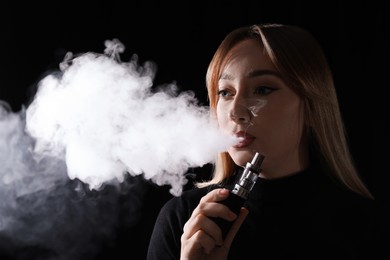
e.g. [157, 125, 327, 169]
[212, 152, 264, 239]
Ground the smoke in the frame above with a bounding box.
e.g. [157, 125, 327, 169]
[25, 38, 236, 195]
[0, 39, 237, 259]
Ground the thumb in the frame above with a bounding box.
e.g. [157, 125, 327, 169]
[223, 207, 249, 249]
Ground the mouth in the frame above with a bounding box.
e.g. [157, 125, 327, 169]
[233, 131, 255, 148]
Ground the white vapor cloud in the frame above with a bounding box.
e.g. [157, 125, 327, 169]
[25, 38, 237, 196]
[0, 38, 237, 259]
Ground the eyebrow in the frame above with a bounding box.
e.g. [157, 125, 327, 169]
[220, 69, 283, 80]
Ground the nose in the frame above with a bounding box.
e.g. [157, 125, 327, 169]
[228, 100, 252, 125]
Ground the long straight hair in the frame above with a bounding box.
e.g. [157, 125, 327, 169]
[199, 23, 373, 199]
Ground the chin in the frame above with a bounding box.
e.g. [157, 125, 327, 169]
[228, 149, 257, 167]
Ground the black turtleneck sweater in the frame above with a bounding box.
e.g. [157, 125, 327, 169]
[147, 168, 390, 259]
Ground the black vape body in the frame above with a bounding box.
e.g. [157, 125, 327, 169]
[212, 152, 264, 239]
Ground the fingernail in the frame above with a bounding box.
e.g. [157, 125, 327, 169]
[228, 211, 237, 220]
[219, 188, 229, 196]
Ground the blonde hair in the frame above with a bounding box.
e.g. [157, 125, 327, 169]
[198, 23, 373, 199]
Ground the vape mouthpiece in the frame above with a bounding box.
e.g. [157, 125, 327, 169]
[248, 152, 265, 174]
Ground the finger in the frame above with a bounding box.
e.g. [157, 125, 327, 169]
[223, 207, 249, 249]
[183, 188, 239, 247]
[199, 188, 230, 204]
[193, 189, 237, 220]
[181, 228, 218, 256]
[183, 213, 224, 246]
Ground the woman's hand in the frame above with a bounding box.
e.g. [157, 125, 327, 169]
[180, 188, 249, 260]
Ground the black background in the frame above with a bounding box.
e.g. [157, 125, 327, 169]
[0, 0, 388, 259]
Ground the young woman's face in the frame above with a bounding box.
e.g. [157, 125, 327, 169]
[216, 39, 308, 176]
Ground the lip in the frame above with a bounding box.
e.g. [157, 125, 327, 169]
[233, 131, 256, 148]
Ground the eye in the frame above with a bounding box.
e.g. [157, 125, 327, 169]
[217, 89, 233, 98]
[254, 86, 275, 96]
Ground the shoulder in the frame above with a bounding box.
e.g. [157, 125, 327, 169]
[308, 184, 390, 256]
[156, 184, 220, 225]
[318, 184, 385, 216]
[151, 185, 220, 238]
[314, 184, 390, 237]
[161, 185, 219, 215]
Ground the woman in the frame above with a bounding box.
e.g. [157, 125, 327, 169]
[146, 23, 389, 259]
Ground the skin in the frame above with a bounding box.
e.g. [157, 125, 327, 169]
[180, 39, 309, 259]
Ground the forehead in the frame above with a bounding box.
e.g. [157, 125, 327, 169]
[222, 39, 276, 75]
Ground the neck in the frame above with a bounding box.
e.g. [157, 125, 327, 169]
[260, 147, 309, 179]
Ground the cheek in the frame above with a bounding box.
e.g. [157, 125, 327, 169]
[279, 100, 302, 128]
[216, 103, 229, 129]
[255, 98, 303, 137]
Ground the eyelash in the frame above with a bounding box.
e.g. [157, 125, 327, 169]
[254, 86, 275, 95]
[216, 89, 231, 97]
